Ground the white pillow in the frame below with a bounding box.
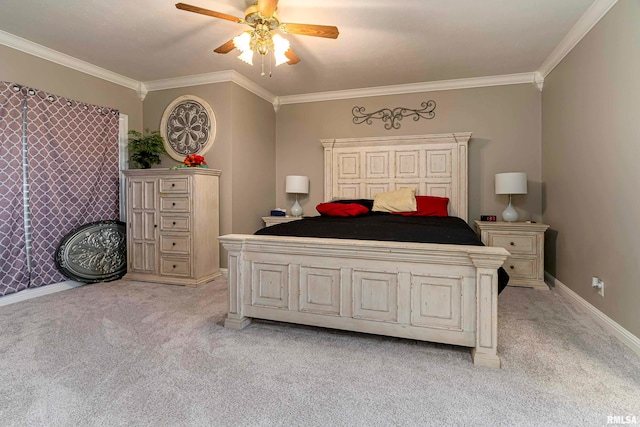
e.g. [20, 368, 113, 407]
[372, 188, 417, 213]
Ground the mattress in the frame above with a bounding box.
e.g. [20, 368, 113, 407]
[256, 213, 509, 293]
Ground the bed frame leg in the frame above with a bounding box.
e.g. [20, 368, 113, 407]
[223, 248, 251, 330]
[224, 315, 251, 330]
[471, 348, 501, 368]
[469, 256, 503, 368]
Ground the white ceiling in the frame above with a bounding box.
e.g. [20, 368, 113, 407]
[0, 0, 598, 97]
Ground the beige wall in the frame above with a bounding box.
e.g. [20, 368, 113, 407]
[276, 85, 542, 223]
[231, 84, 276, 234]
[143, 82, 276, 266]
[142, 83, 234, 241]
[0, 44, 142, 131]
[542, 0, 640, 337]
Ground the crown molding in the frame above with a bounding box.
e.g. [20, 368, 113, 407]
[4, 0, 615, 107]
[229, 72, 278, 104]
[0, 29, 140, 92]
[533, 71, 544, 91]
[145, 72, 539, 110]
[136, 83, 148, 101]
[275, 72, 541, 106]
[144, 70, 235, 91]
[538, 0, 618, 77]
[143, 70, 277, 105]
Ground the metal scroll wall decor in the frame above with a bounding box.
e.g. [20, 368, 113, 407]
[352, 100, 436, 130]
[160, 95, 217, 162]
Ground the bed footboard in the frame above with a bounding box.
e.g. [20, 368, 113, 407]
[220, 234, 508, 368]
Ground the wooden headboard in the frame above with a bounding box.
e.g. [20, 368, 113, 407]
[321, 133, 471, 222]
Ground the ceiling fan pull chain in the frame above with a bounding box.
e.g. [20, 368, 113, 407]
[261, 55, 265, 76]
[269, 51, 273, 78]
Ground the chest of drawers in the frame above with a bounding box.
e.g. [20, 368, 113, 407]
[123, 168, 221, 286]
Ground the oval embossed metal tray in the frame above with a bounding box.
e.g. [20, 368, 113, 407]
[55, 220, 127, 283]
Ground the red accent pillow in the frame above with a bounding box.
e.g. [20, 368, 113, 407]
[316, 202, 369, 217]
[392, 196, 449, 217]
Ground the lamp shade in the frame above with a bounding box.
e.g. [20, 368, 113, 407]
[285, 175, 309, 194]
[495, 172, 527, 195]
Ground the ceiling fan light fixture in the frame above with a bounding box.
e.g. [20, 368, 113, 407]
[251, 25, 273, 56]
[233, 32, 251, 52]
[233, 32, 254, 65]
[237, 49, 254, 65]
[256, 42, 270, 56]
[177, 1, 339, 71]
[272, 34, 290, 66]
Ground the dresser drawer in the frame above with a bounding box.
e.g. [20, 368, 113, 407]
[160, 196, 190, 212]
[503, 256, 537, 279]
[160, 234, 191, 254]
[160, 256, 191, 277]
[489, 233, 536, 255]
[160, 177, 189, 193]
[160, 215, 190, 232]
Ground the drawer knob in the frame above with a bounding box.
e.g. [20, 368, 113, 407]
[510, 242, 515, 246]
[173, 264, 176, 269]
[172, 202, 176, 206]
[171, 183, 175, 187]
[172, 242, 176, 246]
[154, 224, 157, 228]
[172, 221, 176, 225]
[510, 265, 515, 270]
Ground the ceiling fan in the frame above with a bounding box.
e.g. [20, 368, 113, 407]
[176, 0, 339, 73]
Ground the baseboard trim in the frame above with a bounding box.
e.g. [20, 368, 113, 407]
[545, 271, 640, 357]
[0, 270, 230, 307]
[0, 280, 85, 307]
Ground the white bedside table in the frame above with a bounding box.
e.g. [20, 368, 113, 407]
[475, 221, 550, 290]
[262, 216, 303, 227]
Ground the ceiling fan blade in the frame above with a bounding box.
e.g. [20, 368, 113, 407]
[281, 23, 339, 39]
[285, 49, 300, 65]
[257, 0, 278, 19]
[213, 39, 236, 54]
[175, 3, 243, 23]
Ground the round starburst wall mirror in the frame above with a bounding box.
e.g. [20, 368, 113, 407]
[160, 95, 216, 161]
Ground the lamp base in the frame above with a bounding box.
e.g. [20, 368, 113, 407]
[501, 198, 519, 222]
[290, 199, 303, 217]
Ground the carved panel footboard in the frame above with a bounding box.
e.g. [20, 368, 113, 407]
[220, 235, 508, 368]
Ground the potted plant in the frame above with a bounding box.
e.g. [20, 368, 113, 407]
[127, 129, 167, 169]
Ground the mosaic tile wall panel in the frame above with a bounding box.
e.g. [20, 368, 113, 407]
[0, 82, 29, 295]
[25, 89, 119, 288]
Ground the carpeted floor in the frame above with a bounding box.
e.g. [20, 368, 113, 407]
[0, 278, 638, 426]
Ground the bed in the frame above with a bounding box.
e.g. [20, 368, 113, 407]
[219, 133, 510, 368]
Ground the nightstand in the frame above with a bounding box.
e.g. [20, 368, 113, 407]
[262, 216, 303, 227]
[475, 221, 550, 290]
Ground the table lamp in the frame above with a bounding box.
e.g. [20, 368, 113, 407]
[285, 175, 309, 217]
[495, 172, 527, 222]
